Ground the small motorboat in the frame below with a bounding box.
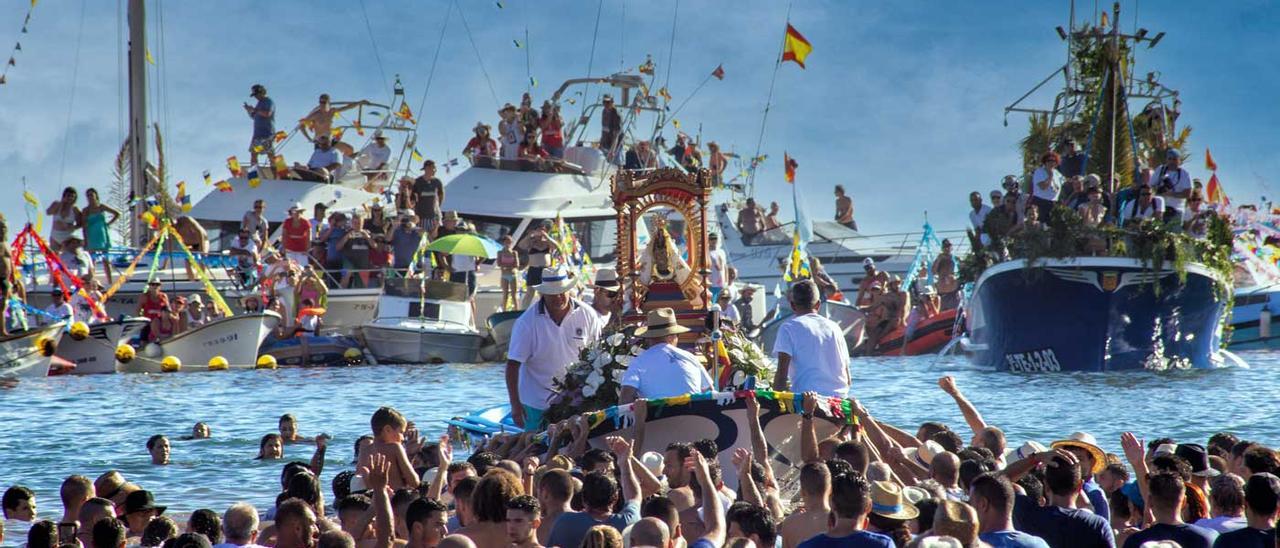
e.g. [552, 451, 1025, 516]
[53, 318, 150, 375]
[478, 310, 522, 362]
[0, 323, 65, 379]
[361, 279, 484, 364]
[260, 334, 363, 367]
[118, 312, 282, 373]
[870, 308, 959, 356]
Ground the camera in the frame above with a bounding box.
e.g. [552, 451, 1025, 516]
[1158, 175, 1175, 193]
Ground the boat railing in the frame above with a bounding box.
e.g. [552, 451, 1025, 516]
[466, 155, 588, 175]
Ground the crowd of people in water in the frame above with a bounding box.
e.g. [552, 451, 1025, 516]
[967, 145, 1218, 260]
[5, 369, 1280, 548]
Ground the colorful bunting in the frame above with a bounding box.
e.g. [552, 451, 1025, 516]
[226, 156, 243, 177]
[202, 170, 212, 185]
[214, 180, 233, 193]
[247, 168, 261, 188]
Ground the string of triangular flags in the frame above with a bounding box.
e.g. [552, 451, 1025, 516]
[1, 0, 39, 86]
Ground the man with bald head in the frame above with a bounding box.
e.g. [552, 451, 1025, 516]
[631, 517, 674, 548]
[218, 502, 264, 548]
[436, 535, 476, 548]
[77, 497, 117, 548]
[931, 451, 964, 500]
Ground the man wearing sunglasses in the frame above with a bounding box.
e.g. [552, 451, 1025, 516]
[591, 268, 623, 328]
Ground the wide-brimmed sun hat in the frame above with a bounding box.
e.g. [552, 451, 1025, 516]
[534, 267, 578, 295]
[1051, 432, 1106, 474]
[905, 440, 944, 467]
[869, 480, 920, 520]
[635, 307, 691, 339]
[1005, 440, 1047, 464]
[592, 268, 620, 289]
[123, 489, 166, 515]
[1175, 443, 1220, 478]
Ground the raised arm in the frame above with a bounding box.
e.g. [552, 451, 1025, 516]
[309, 433, 330, 476]
[938, 376, 989, 442]
[606, 436, 641, 505]
[689, 452, 725, 546]
[630, 400, 648, 460]
[733, 448, 763, 507]
[743, 393, 778, 489]
[1002, 448, 1077, 482]
[800, 392, 821, 464]
[426, 436, 451, 502]
[361, 453, 394, 548]
[1121, 432, 1153, 527]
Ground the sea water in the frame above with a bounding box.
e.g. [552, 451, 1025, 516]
[1, 352, 1277, 541]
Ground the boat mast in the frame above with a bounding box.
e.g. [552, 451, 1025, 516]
[1107, 2, 1119, 195]
[127, 0, 148, 246]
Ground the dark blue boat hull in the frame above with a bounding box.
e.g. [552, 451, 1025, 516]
[967, 258, 1229, 371]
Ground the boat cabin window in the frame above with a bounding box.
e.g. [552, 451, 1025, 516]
[465, 216, 523, 243]
[407, 302, 441, 320]
[567, 217, 618, 263]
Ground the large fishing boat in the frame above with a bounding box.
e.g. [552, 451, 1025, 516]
[960, 3, 1235, 371]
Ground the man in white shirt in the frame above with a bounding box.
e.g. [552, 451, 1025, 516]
[214, 502, 268, 548]
[42, 289, 74, 326]
[294, 136, 343, 182]
[968, 191, 992, 245]
[1030, 152, 1063, 221]
[620, 308, 713, 402]
[506, 267, 604, 431]
[358, 130, 393, 184]
[707, 232, 729, 303]
[772, 279, 850, 397]
[1153, 149, 1192, 221]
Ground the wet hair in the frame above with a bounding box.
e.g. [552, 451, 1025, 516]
[830, 472, 872, 519]
[693, 439, 719, 459]
[93, 516, 127, 548]
[447, 461, 477, 479]
[1044, 455, 1082, 497]
[331, 470, 355, 501]
[581, 471, 620, 511]
[1243, 446, 1280, 476]
[969, 473, 1014, 514]
[467, 451, 501, 476]
[538, 469, 574, 502]
[336, 494, 371, 514]
[826, 458, 855, 478]
[140, 516, 178, 547]
[799, 462, 832, 497]
[287, 472, 322, 506]
[370, 407, 407, 436]
[2, 485, 33, 512]
[279, 414, 297, 425]
[146, 435, 167, 451]
[280, 461, 311, 489]
[405, 497, 448, 528]
[726, 502, 776, 545]
[188, 509, 221, 544]
[318, 530, 355, 548]
[929, 430, 965, 454]
[580, 449, 615, 472]
[1146, 472, 1185, 510]
[1244, 472, 1280, 517]
[275, 498, 314, 528]
[27, 520, 56, 548]
[1209, 433, 1240, 456]
[257, 434, 282, 460]
[506, 494, 541, 519]
[834, 440, 870, 475]
[471, 470, 523, 523]
[353, 435, 373, 462]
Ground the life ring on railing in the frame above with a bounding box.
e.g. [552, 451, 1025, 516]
[295, 307, 326, 324]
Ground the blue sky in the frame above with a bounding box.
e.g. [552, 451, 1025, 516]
[2, 0, 1278, 237]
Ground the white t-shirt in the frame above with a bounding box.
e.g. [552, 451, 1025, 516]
[1031, 167, 1062, 201]
[969, 204, 992, 231]
[722, 302, 741, 324]
[508, 299, 604, 410]
[708, 248, 728, 288]
[1153, 165, 1193, 211]
[772, 312, 850, 397]
[70, 293, 97, 323]
[358, 143, 392, 171]
[42, 301, 74, 326]
[620, 343, 713, 399]
[451, 254, 476, 273]
[1122, 196, 1165, 223]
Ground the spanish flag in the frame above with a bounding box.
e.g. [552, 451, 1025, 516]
[1206, 174, 1228, 206]
[397, 103, 416, 124]
[784, 152, 798, 183]
[226, 156, 243, 178]
[272, 154, 290, 179]
[782, 24, 812, 68]
[215, 180, 233, 193]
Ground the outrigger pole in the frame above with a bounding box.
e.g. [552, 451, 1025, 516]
[746, 1, 793, 199]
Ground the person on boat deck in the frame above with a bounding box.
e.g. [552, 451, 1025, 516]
[1154, 149, 1193, 223]
[173, 215, 209, 280]
[855, 258, 882, 308]
[39, 289, 73, 327]
[541, 101, 566, 159]
[707, 232, 729, 304]
[718, 287, 741, 325]
[1030, 151, 1064, 221]
[1120, 184, 1165, 228]
[0, 215, 13, 336]
[707, 141, 727, 184]
[764, 201, 782, 233]
[46, 186, 82, 253]
[590, 267, 623, 328]
[229, 228, 261, 285]
[338, 215, 374, 289]
[319, 212, 350, 274]
[835, 185, 857, 231]
[308, 202, 330, 242]
[599, 94, 622, 157]
[244, 83, 275, 165]
[497, 235, 521, 311]
[506, 267, 604, 431]
[519, 127, 550, 160]
[1184, 191, 1212, 240]
[620, 308, 713, 403]
[736, 198, 766, 243]
[282, 203, 313, 269]
[1013, 204, 1046, 235]
[299, 93, 364, 144]
[989, 189, 1004, 210]
[463, 122, 499, 162]
[772, 279, 850, 397]
[735, 284, 758, 332]
[1001, 175, 1029, 224]
[240, 199, 269, 247]
[184, 294, 208, 328]
[138, 281, 168, 340]
[412, 160, 446, 238]
[498, 103, 523, 161]
[932, 239, 959, 309]
[81, 187, 121, 284]
[293, 136, 343, 183]
[517, 220, 556, 307]
[390, 213, 424, 274]
[357, 130, 392, 185]
[969, 191, 993, 246]
[982, 192, 1023, 254]
[624, 140, 658, 171]
[59, 235, 95, 281]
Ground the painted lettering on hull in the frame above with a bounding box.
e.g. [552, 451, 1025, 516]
[1004, 348, 1062, 372]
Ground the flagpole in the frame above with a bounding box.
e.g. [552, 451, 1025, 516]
[747, 1, 793, 198]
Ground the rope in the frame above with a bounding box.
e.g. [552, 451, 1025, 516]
[575, 0, 605, 126]
[453, 0, 501, 109]
[357, 0, 394, 102]
[415, 1, 453, 138]
[56, 0, 87, 188]
[661, 0, 680, 92]
[523, 0, 532, 93]
[747, 1, 793, 197]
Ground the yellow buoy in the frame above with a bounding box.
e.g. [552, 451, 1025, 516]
[34, 336, 56, 357]
[115, 344, 137, 363]
[343, 347, 363, 364]
[161, 356, 182, 373]
[255, 355, 278, 370]
[68, 321, 90, 340]
[208, 356, 229, 370]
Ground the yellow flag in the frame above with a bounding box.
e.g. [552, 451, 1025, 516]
[782, 24, 813, 68]
[145, 48, 155, 65]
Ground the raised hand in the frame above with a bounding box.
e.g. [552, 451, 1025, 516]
[435, 434, 452, 465]
[522, 455, 541, 477]
[361, 452, 391, 493]
[605, 435, 633, 458]
[316, 433, 330, 450]
[744, 391, 760, 415]
[1121, 432, 1146, 467]
[732, 447, 752, 470]
[937, 375, 959, 396]
[802, 391, 820, 415]
[1038, 448, 1079, 468]
[685, 452, 710, 484]
[404, 427, 423, 455]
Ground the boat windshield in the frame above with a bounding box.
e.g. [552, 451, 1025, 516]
[561, 217, 618, 263]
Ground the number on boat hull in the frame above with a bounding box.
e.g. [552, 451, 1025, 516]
[1004, 348, 1062, 372]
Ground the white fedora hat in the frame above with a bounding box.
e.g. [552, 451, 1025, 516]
[534, 267, 578, 295]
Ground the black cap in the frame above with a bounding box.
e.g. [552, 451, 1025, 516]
[123, 490, 167, 515]
[1175, 443, 1219, 477]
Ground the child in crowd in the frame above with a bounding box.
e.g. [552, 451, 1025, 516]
[358, 406, 420, 490]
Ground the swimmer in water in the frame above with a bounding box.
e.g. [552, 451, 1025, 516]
[279, 414, 315, 444]
[257, 434, 284, 460]
[147, 435, 170, 465]
[181, 422, 211, 440]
